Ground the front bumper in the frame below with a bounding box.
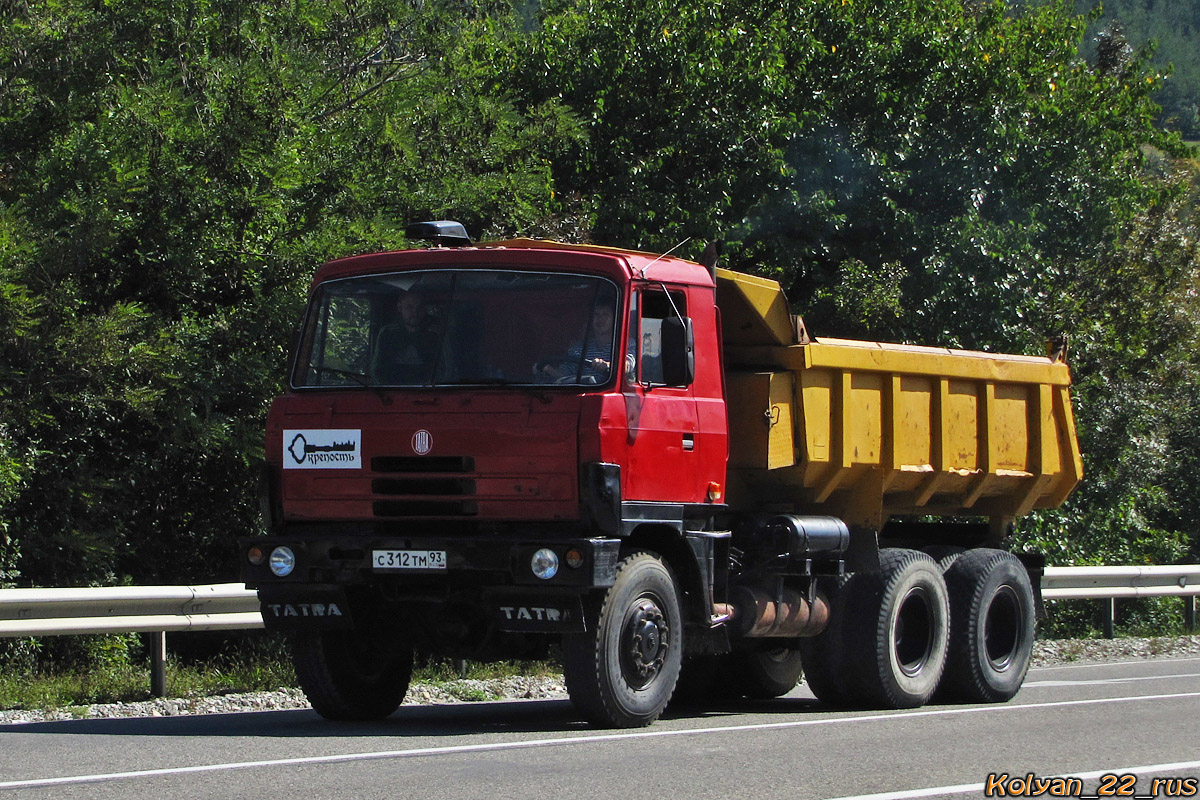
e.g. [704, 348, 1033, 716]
[240, 533, 619, 635]
[239, 533, 621, 590]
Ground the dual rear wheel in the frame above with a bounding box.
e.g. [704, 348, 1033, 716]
[940, 548, 1036, 703]
[799, 547, 1035, 709]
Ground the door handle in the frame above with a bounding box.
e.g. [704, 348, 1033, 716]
[682, 434, 695, 452]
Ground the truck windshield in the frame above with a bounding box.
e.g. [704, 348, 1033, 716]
[291, 270, 621, 389]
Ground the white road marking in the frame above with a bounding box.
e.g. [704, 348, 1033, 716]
[1024, 671, 1200, 687]
[1, 691, 1198, 790]
[821, 760, 1200, 800]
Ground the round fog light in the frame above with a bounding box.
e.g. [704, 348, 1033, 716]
[269, 546, 296, 577]
[531, 548, 559, 580]
[246, 546, 266, 566]
[565, 548, 584, 569]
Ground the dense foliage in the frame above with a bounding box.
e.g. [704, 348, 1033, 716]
[1, 0, 1198, 597]
[1072, 0, 1200, 139]
[506, 0, 1200, 574]
[0, 0, 579, 585]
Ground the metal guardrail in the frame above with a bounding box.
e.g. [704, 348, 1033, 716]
[0, 567, 1195, 696]
[0, 583, 262, 638]
[1041, 565, 1200, 638]
[0, 583, 262, 697]
[1042, 565, 1200, 600]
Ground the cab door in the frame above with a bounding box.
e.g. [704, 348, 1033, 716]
[620, 286, 702, 504]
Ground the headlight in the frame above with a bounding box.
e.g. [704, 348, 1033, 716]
[531, 548, 559, 580]
[269, 546, 296, 577]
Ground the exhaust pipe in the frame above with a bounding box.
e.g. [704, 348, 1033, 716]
[718, 585, 831, 638]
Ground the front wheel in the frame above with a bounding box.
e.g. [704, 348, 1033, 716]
[291, 629, 413, 721]
[563, 551, 684, 727]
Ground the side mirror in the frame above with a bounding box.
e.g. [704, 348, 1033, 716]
[660, 317, 695, 387]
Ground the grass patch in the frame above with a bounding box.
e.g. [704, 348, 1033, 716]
[0, 656, 298, 711]
[1057, 640, 1086, 663]
[412, 656, 558, 685]
[0, 635, 557, 712]
[444, 684, 498, 702]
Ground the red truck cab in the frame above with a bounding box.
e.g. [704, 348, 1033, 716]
[243, 228, 740, 726]
[268, 239, 729, 521]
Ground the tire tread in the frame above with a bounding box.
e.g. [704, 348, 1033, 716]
[939, 548, 1035, 703]
[292, 630, 412, 721]
[563, 551, 683, 727]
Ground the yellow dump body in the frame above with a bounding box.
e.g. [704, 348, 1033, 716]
[716, 269, 1083, 531]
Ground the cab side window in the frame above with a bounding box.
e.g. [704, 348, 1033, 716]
[637, 290, 686, 386]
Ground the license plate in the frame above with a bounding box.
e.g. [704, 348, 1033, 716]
[372, 549, 447, 571]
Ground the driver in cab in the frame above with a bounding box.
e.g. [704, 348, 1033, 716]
[536, 305, 616, 384]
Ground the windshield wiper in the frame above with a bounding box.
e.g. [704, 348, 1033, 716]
[308, 365, 374, 388]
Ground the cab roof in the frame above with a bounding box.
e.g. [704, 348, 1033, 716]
[312, 237, 714, 289]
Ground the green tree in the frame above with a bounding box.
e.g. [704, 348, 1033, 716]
[0, 0, 578, 586]
[1072, 0, 1200, 138]
[3, 0, 1197, 596]
[513, 0, 1199, 567]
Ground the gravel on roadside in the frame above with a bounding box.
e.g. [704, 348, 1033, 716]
[1, 635, 1195, 726]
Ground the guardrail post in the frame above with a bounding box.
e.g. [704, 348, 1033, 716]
[1103, 598, 1115, 639]
[1187, 597, 1196, 634]
[150, 631, 167, 698]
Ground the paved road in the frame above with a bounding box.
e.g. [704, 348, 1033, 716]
[1, 656, 1198, 799]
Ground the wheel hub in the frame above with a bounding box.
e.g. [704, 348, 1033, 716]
[984, 585, 1021, 671]
[895, 586, 934, 678]
[623, 600, 670, 689]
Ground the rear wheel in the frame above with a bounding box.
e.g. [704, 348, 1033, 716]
[797, 573, 860, 707]
[728, 646, 805, 699]
[563, 551, 683, 727]
[939, 549, 1035, 703]
[844, 548, 949, 709]
[291, 628, 413, 720]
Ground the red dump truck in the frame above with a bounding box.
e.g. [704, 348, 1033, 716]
[241, 221, 1082, 727]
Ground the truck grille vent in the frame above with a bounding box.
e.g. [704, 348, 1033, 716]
[373, 500, 479, 517]
[372, 456, 475, 473]
[372, 478, 476, 496]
